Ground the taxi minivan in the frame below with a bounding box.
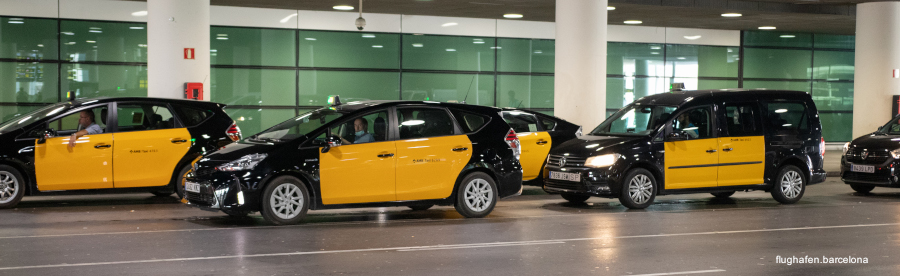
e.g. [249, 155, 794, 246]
[184, 98, 524, 225]
[543, 89, 826, 208]
[500, 110, 580, 185]
[0, 97, 240, 208]
[841, 115, 900, 193]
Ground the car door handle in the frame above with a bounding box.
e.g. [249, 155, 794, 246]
[536, 140, 548, 145]
[171, 139, 188, 143]
[94, 144, 111, 149]
[706, 149, 717, 153]
[723, 147, 734, 152]
[452, 147, 469, 152]
[377, 153, 394, 158]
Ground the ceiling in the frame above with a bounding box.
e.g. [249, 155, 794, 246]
[131, 0, 899, 34]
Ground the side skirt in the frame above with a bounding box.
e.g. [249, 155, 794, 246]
[658, 184, 770, 195]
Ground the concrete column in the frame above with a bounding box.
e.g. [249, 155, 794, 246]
[147, 0, 210, 100]
[852, 1, 900, 137]
[554, 0, 607, 128]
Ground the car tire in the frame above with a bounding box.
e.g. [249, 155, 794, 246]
[850, 184, 874, 194]
[561, 193, 591, 204]
[0, 165, 25, 209]
[260, 176, 310, 225]
[618, 168, 657, 209]
[711, 191, 736, 198]
[174, 164, 192, 199]
[408, 204, 434, 211]
[454, 172, 498, 218]
[771, 165, 806, 204]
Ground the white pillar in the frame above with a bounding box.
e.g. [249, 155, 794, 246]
[554, 0, 607, 128]
[147, 0, 210, 100]
[852, 1, 900, 137]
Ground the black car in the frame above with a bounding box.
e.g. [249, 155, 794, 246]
[0, 97, 240, 208]
[500, 109, 581, 185]
[543, 89, 826, 208]
[184, 98, 524, 225]
[841, 115, 900, 193]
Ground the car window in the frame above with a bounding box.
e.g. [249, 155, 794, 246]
[174, 105, 214, 127]
[765, 102, 809, 134]
[116, 104, 178, 132]
[326, 110, 389, 145]
[539, 117, 557, 131]
[501, 111, 540, 133]
[47, 105, 108, 137]
[724, 104, 763, 137]
[671, 107, 713, 140]
[397, 108, 456, 139]
[451, 110, 489, 133]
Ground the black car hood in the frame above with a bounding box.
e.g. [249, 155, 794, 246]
[850, 133, 900, 150]
[551, 135, 647, 157]
[201, 140, 279, 163]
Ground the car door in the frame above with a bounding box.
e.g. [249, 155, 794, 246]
[717, 103, 766, 186]
[394, 107, 472, 201]
[501, 111, 551, 181]
[111, 102, 192, 188]
[34, 104, 114, 191]
[319, 109, 397, 204]
[664, 106, 718, 189]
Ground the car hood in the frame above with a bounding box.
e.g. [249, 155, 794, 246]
[551, 135, 647, 157]
[200, 140, 278, 164]
[849, 133, 900, 151]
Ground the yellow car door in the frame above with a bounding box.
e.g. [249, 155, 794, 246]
[717, 104, 766, 186]
[664, 107, 719, 189]
[34, 105, 114, 191]
[319, 110, 397, 204]
[394, 108, 472, 201]
[112, 103, 191, 188]
[501, 111, 551, 181]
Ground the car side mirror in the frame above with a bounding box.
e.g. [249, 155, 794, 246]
[36, 129, 55, 144]
[320, 136, 341, 153]
[666, 131, 687, 142]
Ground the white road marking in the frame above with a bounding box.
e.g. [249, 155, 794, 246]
[396, 240, 565, 251]
[627, 269, 726, 276]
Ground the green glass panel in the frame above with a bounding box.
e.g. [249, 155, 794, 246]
[812, 81, 853, 111]
[608, 42, 664, 76]
[401, 73, 494, 106]
[665, 45, 739, 78]
[813, 50, 854, 81]
[0, 105, 41, 123]
[402, 35, 495, 71]
[606, 77, 668, 109]
[743, 48, 811, 79]
[819, 112, 852, 142]
[496, 75, 553, 108]
[225, 108, 296, 136]
[299, 31, 399, 69]
[60, 20, 147, 63]
[814, 34, 854, 50]
[299, 71, 399, 106]
[211, 68, 295, 106]
[0, 62, 58, 103]
[0, 17, 58, 60]
[742, 80, 810, 93]
[496, 38, 554, 73]
[698, 79, 739, 90]
[211, 27, 295, 66]
[743, 31, 812, 48]
[61, 64, 147, 98]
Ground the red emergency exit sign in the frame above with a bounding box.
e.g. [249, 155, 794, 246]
[184, 48, 195, 59]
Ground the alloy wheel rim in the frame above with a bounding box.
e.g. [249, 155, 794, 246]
[780, 171, 803, 199]
[628, 174, 653, 204]
[270, 183, 303, 219]
[464, 179, 493, 212]
[0, 171, 18, 204]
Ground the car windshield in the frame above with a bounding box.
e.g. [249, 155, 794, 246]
[879, 115, 900, 135]
[249, 108, 346, 143]
[0, 103, 71, 134]
[590, 104, 677, 136]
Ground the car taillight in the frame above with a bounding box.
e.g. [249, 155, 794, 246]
[226, 123, 242, 142]
[820, 137, 825, 159]
[505, 128, 520, 159]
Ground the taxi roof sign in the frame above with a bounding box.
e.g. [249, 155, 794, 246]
[66, 91, 76, 101]
[327, 95, 342, 106]
[670, 83, 685, 92]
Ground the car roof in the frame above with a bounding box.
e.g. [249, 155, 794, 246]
[69, 97, 223, 108]
[327, 100, 503, 113]
[633, 89, 811, 107]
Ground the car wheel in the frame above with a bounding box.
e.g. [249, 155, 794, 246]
[618, 168, 656, 209]
[454, 172, 498, 218]
[711, 191, 736, 198]
[850, 184, 874, 194]
[561, 193, 591, 204]
[0, 165, 25, 209]
[771, 165, 805, 204]
[260, 176, 310, 225]
[150, 191, 174, 197]
[174, 164, 192, 199]
[408, 204, 434, 211]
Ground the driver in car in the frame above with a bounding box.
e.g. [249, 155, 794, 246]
[675, 112, 699, 139]
[68, 110, 103, 148]
[339, 118, 374, 144]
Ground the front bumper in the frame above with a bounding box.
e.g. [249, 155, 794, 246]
[840, 158, 900, 187]
[184, 173, 253, 213]
[542, 165, 616, 197]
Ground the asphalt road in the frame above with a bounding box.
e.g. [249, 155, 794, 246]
[1, 177, 898, 276]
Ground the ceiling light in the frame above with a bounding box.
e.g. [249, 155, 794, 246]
[650, 46, 661, 50]
[651, 52, 659, 55]
[280, 13, 298, 23]
[372, 45, 383, 48]
[473, 41, 485, 44]
[210, 49, 217, 52]
[727, 49, 733, 52]
[441, 22, 458, 27]
[677, 57, 686, 60]
[333, 5, 354, 10]
[503, 14, 523, 19]
[89, 30, 102, 33]
[362, 34, 376, 38]
[624, 20, 642, 25]
[217, 34, 227, 36]
[412, 43, 423, 47]
[534, 50, 542, 54]
[758, 26, 777, 30]
[446, 48, 456, 52]
[129, 26, 144, 30]
[490, 46, 502, 49]
[37, 44, 43, 47]
[62, 32, 74, 35]
[131, 11, 148, 16]
[683, 35, 702, 40]
[86, 40, 96, 43]
[216, 37, 228, 40]
[721, 13, 742, 17]
[8, 21, 23, 24]
[305, 38, 316, 40]
[780, 35, 796, 38]
[607, 6, 615, 10]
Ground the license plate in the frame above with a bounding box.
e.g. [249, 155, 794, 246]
[549, 171, 581, 182]
[851, 164, 875, 173]
[185, 181, 201, 193]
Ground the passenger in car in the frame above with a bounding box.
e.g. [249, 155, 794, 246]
[67, 110, 103, 148]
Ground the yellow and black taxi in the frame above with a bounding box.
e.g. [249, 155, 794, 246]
[543, 89, 826, 208]
[184, 97, 524, 225]
[500, 109, 580, 185]
[0, 96, 241, 208]
[841, 115, 900, 193]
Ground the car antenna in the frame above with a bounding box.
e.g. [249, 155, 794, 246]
[461, 75, 475, 104]
[516, 99, 524, 109]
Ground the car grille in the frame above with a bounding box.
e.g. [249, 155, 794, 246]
[186, 191, 215, 206]
[845, 148, 892, 164]
[547, 155, 587, 168]
[842, 172, 891, 184]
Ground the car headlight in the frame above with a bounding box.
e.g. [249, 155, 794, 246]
[585, 154, 620, 168]
[842, 142, 849, 155]
[217, 153, 267, 172]
[892, 149, 900, 159]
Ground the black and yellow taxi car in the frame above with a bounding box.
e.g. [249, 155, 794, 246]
[500, 110, 580, 185]
[184, 97, 524, 225]
[841, 115, 900, 193]
[0, 97, 240, 208]
[543, 90, 826, 208]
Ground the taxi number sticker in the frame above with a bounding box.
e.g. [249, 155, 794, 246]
[550, 171, 581, 182]
[185, 181, 201, 193]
